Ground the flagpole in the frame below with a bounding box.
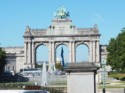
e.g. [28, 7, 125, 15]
[61, 47, 65, 68]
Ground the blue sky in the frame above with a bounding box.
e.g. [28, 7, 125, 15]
[0, 0, 125, 47]
[0, 0, 125, 46]
[0, 0, 125, 61]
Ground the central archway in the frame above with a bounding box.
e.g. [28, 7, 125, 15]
[56, 44, 69, 66]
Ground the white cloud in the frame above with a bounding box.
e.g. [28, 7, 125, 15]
[91, 12, 105, 23]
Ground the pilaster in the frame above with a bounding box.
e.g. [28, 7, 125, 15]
[69, 41, 72, 63]
[28, 42, 31, 64]
[32, 41, 35, 68]
[52, 41, 55, 63]
[89, 41, 92, 62]
[72, 41, 76, 63]
[93, 41, 96, 62]
[96, 41, 100, 63]
[24, 42, 28, 64]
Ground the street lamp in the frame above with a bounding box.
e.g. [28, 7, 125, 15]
[102, 60, 106, 93]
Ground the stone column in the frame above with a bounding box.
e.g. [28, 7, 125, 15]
[24, 42, 28, 64]
[91, 41, 93, 62]
[89, 41, 92, 62]
[32, 42, 35, 68]
[69, 41, 72, 63]
[49, 42, 52, 64]
[52, 42, 55, 63]
[93, 41, 96, 62]
[28, 42, 31, 65]
[96, 41, 100, 63]
[34, 51, 37, 68]
[72, 42, 75, 63]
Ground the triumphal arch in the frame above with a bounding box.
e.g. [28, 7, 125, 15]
[23, 6, 101, 68]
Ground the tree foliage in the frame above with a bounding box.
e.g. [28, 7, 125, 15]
[0, 48, 6, 75]
[55, 62, 62, 70]
[107, 28, 125, 72]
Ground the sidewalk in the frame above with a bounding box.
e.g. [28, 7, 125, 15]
[97, 76, 125, 93]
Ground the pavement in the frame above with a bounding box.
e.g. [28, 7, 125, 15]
[97, 76, 125, 93]
[0, 90, 50, 93]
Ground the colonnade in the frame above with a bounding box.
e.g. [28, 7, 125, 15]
[24, 40, 100, 68]
[89, 40, 100, 63]
[24, 41, 35, 68]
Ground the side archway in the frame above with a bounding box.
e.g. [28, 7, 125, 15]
[76, 43, 89, 62]
[35, 43, 48, 68]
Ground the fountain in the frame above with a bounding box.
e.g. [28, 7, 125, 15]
[39, 61, 66, 87]
[47, 62, 56, 86]
[41, 61, 47, 86]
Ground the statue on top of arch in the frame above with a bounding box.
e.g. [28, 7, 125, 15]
[54, 6, 70, 19]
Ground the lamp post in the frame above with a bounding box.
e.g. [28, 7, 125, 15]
[102, 60, 106, 93]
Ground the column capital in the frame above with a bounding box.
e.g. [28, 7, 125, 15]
[27, 41, 31, 43]
[69, 40, 74, 43]
[96, 40, 99, 42]
[24, 41, 28, 43]
[92, 40, 99, 42]
[32, 41, 35, 43]
[49, 41, 55, 43]
[69, 41, 73, 43]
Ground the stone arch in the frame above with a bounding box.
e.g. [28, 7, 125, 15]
[55, 42, 69, 49]
[75, 42, 89, 49]
[35, 43, 49, 65]
[35, 42, 48, 50]
[23, 18, 101, 68]
[75, 43, 89, 62]
[55, 43, 69, 64]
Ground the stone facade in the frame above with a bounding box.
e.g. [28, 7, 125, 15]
[2, 45, 108, 72]
[2, 47, 24, 72]
[23, 18, 101, 68]
[2, 45, 108, 73]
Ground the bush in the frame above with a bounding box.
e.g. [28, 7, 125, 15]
[55, 63, 62, 70]
[108, 71, 125, 80]
[41, 87, 65, 93]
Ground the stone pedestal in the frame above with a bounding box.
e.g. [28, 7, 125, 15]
[64, 63, 99, 93]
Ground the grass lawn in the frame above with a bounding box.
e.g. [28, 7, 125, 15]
[108, 72, 125, 80]
[0, 82, 34, 89]
[98, 80, 125, 88]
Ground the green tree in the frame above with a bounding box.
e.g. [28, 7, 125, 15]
[107, 28, 125, 72]
[35, 62, 42, 68]
[0, 48, 6, 75]
[55, 62, 62, 70]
